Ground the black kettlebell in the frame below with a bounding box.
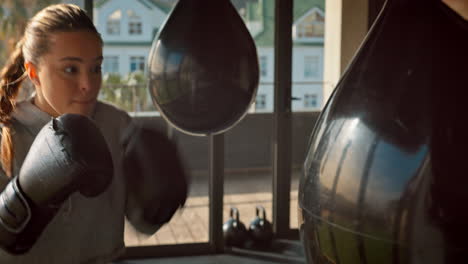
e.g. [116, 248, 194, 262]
[223, 207, 248, 247]
[248, 206, 273, 247]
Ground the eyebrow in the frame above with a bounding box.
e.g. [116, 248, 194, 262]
[59, 56, 103, 62]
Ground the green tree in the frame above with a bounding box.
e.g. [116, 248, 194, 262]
[0, 0, 66, 66]
[100, 71, 155, 112]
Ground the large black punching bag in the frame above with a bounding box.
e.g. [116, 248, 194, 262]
[298, 0, 468, 263]
[148, 0, 259, 136]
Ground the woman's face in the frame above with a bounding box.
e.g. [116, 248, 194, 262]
[32, 30, 103, 117]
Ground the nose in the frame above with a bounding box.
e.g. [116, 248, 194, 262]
[80, 73, 98, 94]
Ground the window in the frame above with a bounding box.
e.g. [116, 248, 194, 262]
[304, 94, 318, 108]
[297, 22, 324, 38]
[304, 56, 319, 78]
[129, 22, 142, 35]
[255, 94, 266, 110]
[294, 9, 325, 39]
[127, 10, 142, 35]
[103, 56, 119, 74]
[107, 10, 121, 35]
[130, 56, 145, 72]
[259, 56, 268, 77]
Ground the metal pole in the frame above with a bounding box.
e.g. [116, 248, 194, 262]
[209, 134, 224, 252]
[84, 0, 93, 19]
[272, 0, 293, 238]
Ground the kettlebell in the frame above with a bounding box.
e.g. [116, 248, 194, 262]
[223, 207, 248, 247]
[248, 205, 273, 247]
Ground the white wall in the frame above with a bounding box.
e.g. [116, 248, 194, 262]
[292, 46, 324, 83]
[254, 46, 324, 112]
[94, 0, 166, 42]
[257, 47, 274, 83]
[104, 46, 151, 76]
[95, 0, 169, 76]
[323, 0, 368, 102]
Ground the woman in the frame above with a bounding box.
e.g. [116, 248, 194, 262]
[0, 3, 187, 263]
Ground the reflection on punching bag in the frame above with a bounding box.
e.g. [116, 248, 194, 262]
[148, 0, 259, 136]
[299, 0, 468, 263]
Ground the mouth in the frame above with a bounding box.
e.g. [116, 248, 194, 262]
[73, 99, 96, 104]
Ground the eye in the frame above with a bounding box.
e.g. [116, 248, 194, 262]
[64, 66, 78, 74]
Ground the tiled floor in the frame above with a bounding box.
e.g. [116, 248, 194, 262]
[124, 169, 301, 246]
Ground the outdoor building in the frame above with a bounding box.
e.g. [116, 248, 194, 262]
[93, 0, 325, 112]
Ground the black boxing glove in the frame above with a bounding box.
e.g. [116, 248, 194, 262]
[122, 124, 188, 235]
[0, 114, 113, 254]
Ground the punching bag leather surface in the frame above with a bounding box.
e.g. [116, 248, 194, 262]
[147, 0, 259, 136]
[298, 0, 468, 263]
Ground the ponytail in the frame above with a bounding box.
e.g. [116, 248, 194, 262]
[0, 39, 27, 177]
[0, 3, 102, 177]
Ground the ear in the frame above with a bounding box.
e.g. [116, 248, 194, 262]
[24, 62, 41, 87]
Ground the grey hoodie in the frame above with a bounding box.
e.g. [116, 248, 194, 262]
[0, 99, 133, 264]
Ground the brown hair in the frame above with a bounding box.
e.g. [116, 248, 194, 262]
[0, 4, 102, 177]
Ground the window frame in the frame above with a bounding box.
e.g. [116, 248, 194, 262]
[304, 55, 319, 78]
[127, 10, 142, 35]
[106, 9, 122, 35]
[87, 0, 300, 259]
[304, 93, 318, 108]
[129, 56, 145, 73]
[103, 55, 120, 74]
